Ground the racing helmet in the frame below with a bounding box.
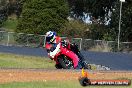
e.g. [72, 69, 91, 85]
[45, 31, 56, 43]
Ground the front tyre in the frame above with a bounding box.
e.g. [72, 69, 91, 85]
[58, 55, 74, 69]
[55, 64, 62, 69]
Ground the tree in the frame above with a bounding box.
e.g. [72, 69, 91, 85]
[110, 0, 132, 42]
[68, 0, 116, 23]
[68, 0, 85, 20]
[68, 0, 132, 42]
[15, 0, 25, 18]
[67, 0, 117, 41]
[16, 0, 69, 34]
[7, 0, 25, 18]
[60, 19, 89, 38]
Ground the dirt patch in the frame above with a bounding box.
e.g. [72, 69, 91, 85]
[0, 69, 132, 83]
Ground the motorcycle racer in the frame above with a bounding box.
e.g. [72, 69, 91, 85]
[45, 31, 89, 69]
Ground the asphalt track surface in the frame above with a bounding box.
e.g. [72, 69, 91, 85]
[0, 45, 132, 70]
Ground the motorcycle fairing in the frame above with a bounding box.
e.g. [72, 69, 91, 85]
[61, 47, 79, 68]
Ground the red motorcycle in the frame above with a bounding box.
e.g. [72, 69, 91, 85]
[48, 41, 89, 69]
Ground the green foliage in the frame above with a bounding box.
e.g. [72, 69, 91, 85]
[2, 19, 18, 31]
[7, 0, 26, 18]
[68, 0, 132, 42]
[62, 20, 114, 41]
[68, 0, 116, 23]
[0, 0, 8, 27]
[0, 0, 6, 6]
[67, 0, 117, 41]
[16, 0, 69, 34]
[110, 0, 132, 42]
[60, 20, 89, 38]
[68, 0, 85, 20]
[84, 24, 112, 40]
[1, 0, 131, 42]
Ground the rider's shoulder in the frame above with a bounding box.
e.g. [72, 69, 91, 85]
[56, 36, 62, 41]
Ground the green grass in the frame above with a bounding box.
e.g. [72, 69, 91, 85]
[0, 80, 131, 88]
[0, 53, 55, 69]
[0, 81, 82, 88]
[2, 19, 18, 32]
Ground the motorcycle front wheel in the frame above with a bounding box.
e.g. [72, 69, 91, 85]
[58, 55, 74, 69]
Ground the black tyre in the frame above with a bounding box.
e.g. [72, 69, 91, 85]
[58, 55, 74, 69]
[55, 64, 62, 69]
[79, 77, 91, 86]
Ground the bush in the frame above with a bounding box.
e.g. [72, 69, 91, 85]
[60, 20, 89, 38]
[16, 0, 69, 35]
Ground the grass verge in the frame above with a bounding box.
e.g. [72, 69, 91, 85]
[0, 53, 55, 69]
[0, 80, 131, 88]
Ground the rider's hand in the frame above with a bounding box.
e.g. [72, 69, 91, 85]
[61, 40, 68, 47]
[48, 53, 53, 60]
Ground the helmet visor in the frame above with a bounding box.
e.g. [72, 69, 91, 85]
[46, 35, 54, 43]
[46, 37, 51, 43]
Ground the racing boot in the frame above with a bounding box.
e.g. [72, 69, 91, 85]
[81, 61, 91, 69]
[77, 52, 91, 69]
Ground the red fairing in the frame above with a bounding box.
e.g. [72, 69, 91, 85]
[61, 48, 79, 68]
